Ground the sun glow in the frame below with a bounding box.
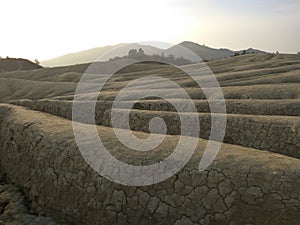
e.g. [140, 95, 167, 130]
[1, 0, 299, 61]
[1, 0, 194, 60]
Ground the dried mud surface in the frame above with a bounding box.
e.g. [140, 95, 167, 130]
[1, 54, 300, 224]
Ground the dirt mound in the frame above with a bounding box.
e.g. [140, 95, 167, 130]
[0, 54, 299, 101]
[0, 104, 300, 225]
[10, 99, 300, 159]
[0, 58, 42, 72]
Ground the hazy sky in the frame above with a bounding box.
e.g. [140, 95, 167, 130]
[1, 0, 299, 61]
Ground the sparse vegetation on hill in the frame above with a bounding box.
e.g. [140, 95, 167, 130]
[109, 48, 194, 66]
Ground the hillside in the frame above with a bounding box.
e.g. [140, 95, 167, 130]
[1, 53, 298, 100]
[165, 41, 235, 62]
[0, 58, 41, 72]
[2, 53, 300, 155]
[41, 41, 268, 67]
[41, 43, 163, 67]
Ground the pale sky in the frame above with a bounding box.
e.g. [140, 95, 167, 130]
[1, 0, 299, 61]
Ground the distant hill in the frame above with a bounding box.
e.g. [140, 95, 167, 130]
[165, 41, 235, 62]
[166, 42, 267, 62]
[41, 41, 268, 67]
[0, 58, 42, 72]
[235, 48, 267, 55]
[41, 43, 163, 67]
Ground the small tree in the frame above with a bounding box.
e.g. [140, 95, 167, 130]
[128, 49, 138, 57]
[34, 59, 40, 65]
[138, 48, 145, 57]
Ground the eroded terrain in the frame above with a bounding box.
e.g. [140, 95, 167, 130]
[0, 54, 300, 224]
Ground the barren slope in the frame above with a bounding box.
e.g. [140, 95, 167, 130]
[2, 54, 300, 155]
[0, 54, 300, 224]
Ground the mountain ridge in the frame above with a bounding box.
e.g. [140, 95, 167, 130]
[41, 41, 267, 67]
